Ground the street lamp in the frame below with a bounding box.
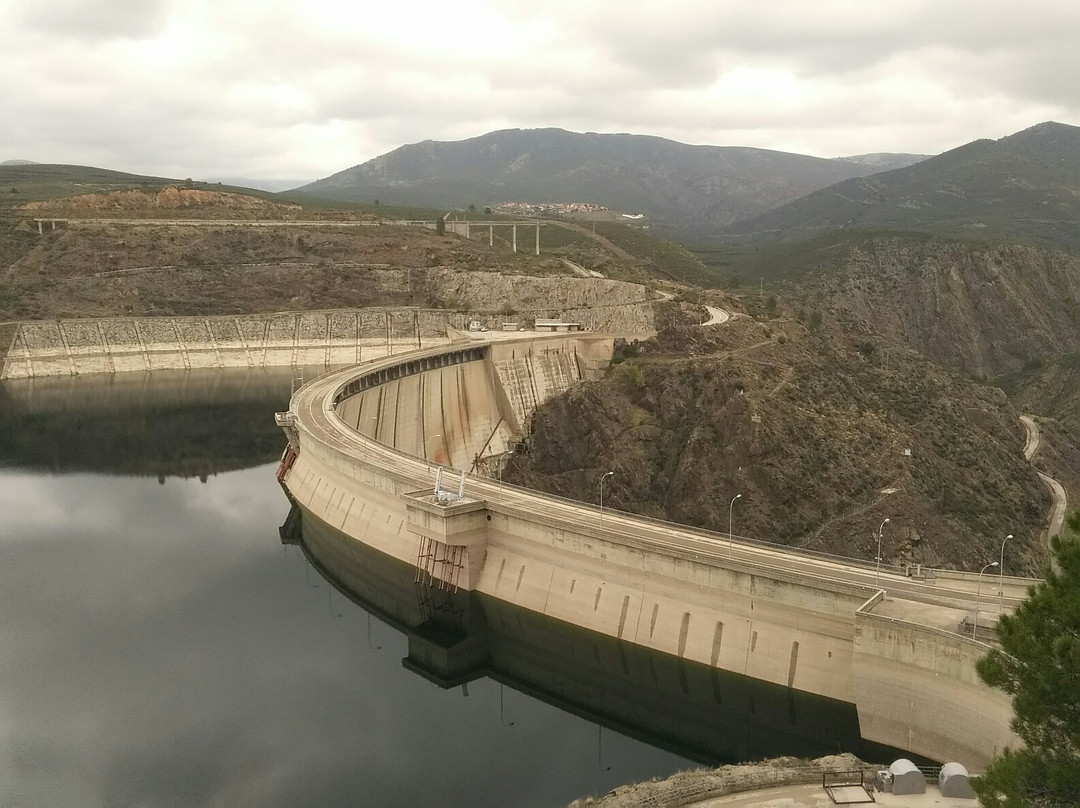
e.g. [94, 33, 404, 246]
[974, 561, 999, 639]
[999, 534, 1013, 614]
[728, 494, 742, 557]
[875, 518, 891, 589]
[599, 471, 614, 525]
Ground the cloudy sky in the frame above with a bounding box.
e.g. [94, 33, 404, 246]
[3, 0, 1078, 184]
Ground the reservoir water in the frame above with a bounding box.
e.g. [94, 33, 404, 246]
[0, 369, 895, 807]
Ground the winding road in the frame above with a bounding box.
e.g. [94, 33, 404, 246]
[702, 305, 731, 325]
[1020, 414, 1069, 541]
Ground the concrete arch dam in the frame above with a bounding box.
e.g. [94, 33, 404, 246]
[277, 333, 1036, 768]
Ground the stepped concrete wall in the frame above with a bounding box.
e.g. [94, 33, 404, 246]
[0, 309, 451, 379]
[1, 282, 655, 380]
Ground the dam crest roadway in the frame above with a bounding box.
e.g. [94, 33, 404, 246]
[276, 325, 1038, 769]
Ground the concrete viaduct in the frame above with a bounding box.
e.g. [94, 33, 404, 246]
[276, 330, 1035, 769]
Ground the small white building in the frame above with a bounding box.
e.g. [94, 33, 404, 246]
[534, 318, 582, 333]
[939, 762, 976, 799]
[888, 759, 926, 795]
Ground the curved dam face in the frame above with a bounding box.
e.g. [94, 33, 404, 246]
[278, 333, 1023, 768]
[331, 334, 606, 473]
[283, 502, 912, 766]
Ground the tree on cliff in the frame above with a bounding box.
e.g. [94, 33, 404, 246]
[974, 514, 1080, 808]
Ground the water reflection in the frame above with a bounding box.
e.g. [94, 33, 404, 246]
[287, 503, 909, 767]
[0, 369, 699, 808]
[0, 369, 305, 477]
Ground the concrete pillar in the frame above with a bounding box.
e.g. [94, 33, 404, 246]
[489, 224, 493, 246]
[535, 223, 540, 256]
[37, 220, 43, 235]
[51, 220, 56, 231]
[465, 222, 470, 239]
[512, 224, 517, 253]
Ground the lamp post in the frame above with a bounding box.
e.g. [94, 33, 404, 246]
[999, 534, 1013, 614]
[599, 471, 614, 525]
[974, 561, 999, 639]
[875, 518, 891, 589]
[728, 494, 742, 557]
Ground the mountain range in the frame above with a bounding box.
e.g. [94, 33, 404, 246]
[724, 122, 1080, 250]
[298, 128, 927, 233]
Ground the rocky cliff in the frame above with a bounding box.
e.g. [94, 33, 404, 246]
[780, 236, 1080, 379]
[504, 317, 1049, 573]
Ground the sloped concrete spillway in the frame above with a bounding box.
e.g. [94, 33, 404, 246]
[277, 332, 1035, 768]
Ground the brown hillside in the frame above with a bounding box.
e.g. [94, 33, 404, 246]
[20, 186, 306, 220]
[503, 316, 1049, 573]
[0, 218, 575, 320]
[779, 236, 1080, 379]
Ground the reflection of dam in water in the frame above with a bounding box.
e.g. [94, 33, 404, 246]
[281, 504, 912, 766]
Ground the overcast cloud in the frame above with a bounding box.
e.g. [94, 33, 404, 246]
[2, 0, 1078, 183]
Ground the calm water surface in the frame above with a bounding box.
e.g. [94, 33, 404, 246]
[0, 369, 891, 807]
[0, 370, 695, 808]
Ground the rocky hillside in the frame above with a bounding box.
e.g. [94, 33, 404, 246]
[1, 220, 661, 324]
[298, 128, 920, 233]
[724, 122, 1080, 250]
[503, 316, 1050, 573]
[2, 181, 709, 322]
[733, 234, 1080, 380]
[1003, 353, 1080, 436]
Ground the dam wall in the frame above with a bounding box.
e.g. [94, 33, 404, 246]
[1, 309, 449, 380]
[0, 273, 657, 380]
[852, 609, 1015, 767]
[293, 509, 891, 764]
[287, 439, 865, 705]
[279, 337, 1022, 768]
[283, 335, 870, 705]
[330, 335, 615, 469]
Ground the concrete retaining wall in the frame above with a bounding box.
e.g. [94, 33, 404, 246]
[1, 287, 655, 380]
[0, 309, 450, 379]
[852, 610, 1018, 768]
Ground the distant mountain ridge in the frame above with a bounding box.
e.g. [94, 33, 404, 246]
[725, 121, 1080, 250]
[298, 128, 928, 233]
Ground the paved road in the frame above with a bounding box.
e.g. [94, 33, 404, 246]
[1020, 414, 1068, 539]
[559, 258, 604, 279]
[702, 305, 731, 325]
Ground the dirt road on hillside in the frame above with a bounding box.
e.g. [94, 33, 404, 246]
[1021, 414, 1068, 540]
